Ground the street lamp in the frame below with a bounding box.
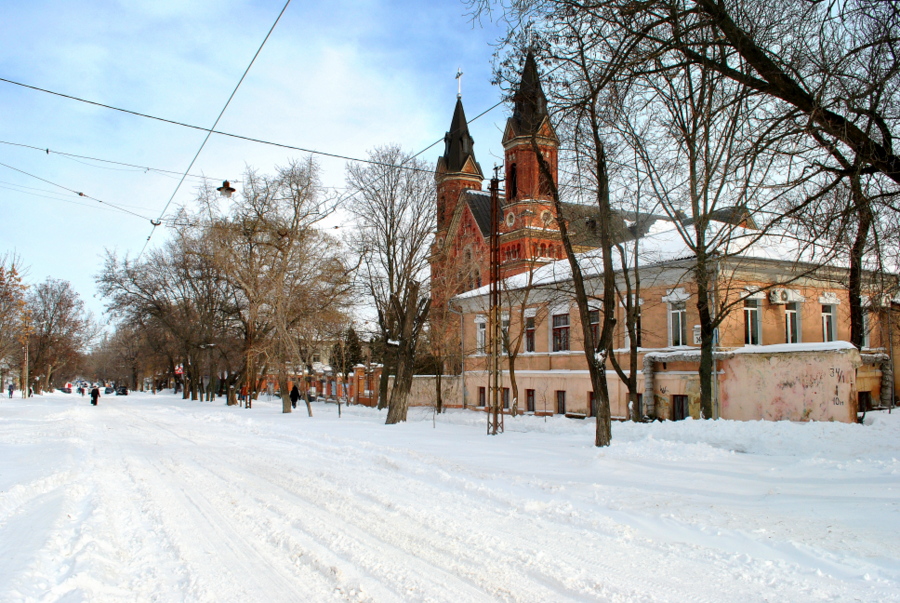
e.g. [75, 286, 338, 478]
[217, 180, 236, 198]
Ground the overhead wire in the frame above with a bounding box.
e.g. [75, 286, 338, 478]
[0, 161, 156, 221]
[0, 75, 437, 176]
[0, 178, 161, 211]
[0, 139, 232, 181]
[141, 0, 294, 256]
[0, 183, 146, 215]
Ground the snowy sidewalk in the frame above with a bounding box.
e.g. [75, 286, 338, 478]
[1, 391, 898, 602]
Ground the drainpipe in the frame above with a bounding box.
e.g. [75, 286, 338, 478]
[712, 260, 721, 420]
[448, 300, 466, 408]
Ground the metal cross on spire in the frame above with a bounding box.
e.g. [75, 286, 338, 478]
[456, 67, 463, 99]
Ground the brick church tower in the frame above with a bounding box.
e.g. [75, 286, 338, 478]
[498, 51, 563, 278]
[430, 97, 486, 306]
[435, 98, 483, 236]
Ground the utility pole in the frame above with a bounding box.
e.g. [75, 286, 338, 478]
[21, 341, 28, 398]
[488, 167, 504, 435]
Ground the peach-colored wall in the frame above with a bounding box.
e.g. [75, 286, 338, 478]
[719, 349, 860, 422]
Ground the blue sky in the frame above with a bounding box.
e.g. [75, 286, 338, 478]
[0, 0, 510, 320]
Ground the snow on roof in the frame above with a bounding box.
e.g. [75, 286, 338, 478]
[730, 341, 858, 355]
[456, 223, 857, 300]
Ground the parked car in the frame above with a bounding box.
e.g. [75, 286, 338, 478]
[115, 386, 128, 395]
[104, 387, 114, 394]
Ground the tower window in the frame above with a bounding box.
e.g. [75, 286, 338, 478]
[509, 163, 518, 200]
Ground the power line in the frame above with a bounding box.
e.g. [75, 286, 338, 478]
[0, 183, 149, 215]
[0, 139, 233, 182]
[0, 178, 160, 211]
[0, 75, 439, 176]
[0, 161, 155, 221]
[142, 0, 294, 255]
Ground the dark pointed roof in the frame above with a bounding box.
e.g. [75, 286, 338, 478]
[441, 98, 481, 174]
[511, 51, 549, 136]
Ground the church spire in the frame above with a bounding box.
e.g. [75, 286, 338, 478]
[510, 51, 549, 137]
[441, 97, 481, 175]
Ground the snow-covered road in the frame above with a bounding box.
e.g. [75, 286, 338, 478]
[1, 392, 898, 602]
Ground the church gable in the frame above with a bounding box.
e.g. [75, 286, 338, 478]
[502, 115, 558, 146]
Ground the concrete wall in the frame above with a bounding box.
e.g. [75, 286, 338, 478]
[386, 375, 463, 408]
[718, 348, 860, 422]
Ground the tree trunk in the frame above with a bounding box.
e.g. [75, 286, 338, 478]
[386, 347, 415, 424]
[279, 371, 291, 413]
[508, 358, 519, 417]
[695, 252, 716, 419]
[377, 350, 394, 411]
[849, 173, 872, 349]
[435, 372, 443, 414]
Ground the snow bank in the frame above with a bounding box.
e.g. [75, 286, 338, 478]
[1, 391, 898, 602]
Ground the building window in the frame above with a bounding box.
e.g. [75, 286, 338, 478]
[744, 299, 761, 345]
[589, 309, 600, 347]
[822, 304, 836, 342]
[502, 387, 510, 409]
[588, 391, 595, 418]
[509, 163, 518, 200]
[785, 302, 800, 344]
[669, 302, 688, 346]
[552, 312, 570, 352]
[526, 389, 536, 413]
[476, 320, 486, 353]
[556, 390, 566, 415]
[525, 316, 535, 352]
[478, 386, 486, 407]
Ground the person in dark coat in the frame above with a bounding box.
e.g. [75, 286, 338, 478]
[289, 385, 300, 409]
[90, 386, 100, 406]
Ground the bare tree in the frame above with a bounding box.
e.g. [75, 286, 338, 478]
[0, 254, 28, 390]
[200, 159, 350, 414]
[26, 278, 96, 393]
[347, 145, 434, 424]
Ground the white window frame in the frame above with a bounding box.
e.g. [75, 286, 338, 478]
[821, 304, 836, 342]
[785, 302, 801, 344]
[669, 302, 688, 347]
[744, 299, 762, 345]
[662, 289, 690, 348]
[475, 315, 486, 353]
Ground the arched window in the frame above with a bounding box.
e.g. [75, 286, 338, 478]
[509, 164, 518, 200]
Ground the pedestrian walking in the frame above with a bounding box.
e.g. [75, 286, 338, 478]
[7, 383, 12, 398]
[90, 385, 100, 406]
[289, 385, 300, 409]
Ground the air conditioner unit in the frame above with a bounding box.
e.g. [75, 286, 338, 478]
[769, 288, 790, 304]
